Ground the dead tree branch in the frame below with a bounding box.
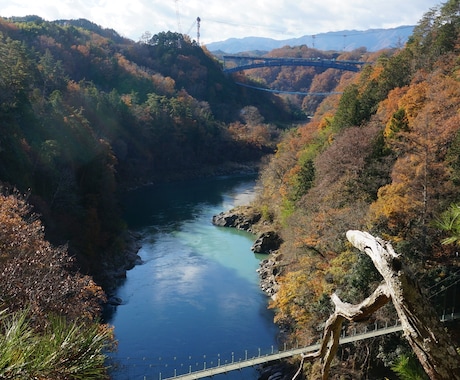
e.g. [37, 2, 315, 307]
[292, 230, 460, 380]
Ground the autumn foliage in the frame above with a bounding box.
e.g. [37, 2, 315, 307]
[0, 17, 294, 288]
[0, 188, 105, 325]
[0, 187, 114, 378]
[255, 1, 460, 377]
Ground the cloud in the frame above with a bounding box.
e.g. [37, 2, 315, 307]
[0, 0, 442, 43]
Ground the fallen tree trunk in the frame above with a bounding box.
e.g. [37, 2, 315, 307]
[295, 230, 460, 380]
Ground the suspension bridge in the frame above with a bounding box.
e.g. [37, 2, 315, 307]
[162, 313, 460, 380]
[222, 55, 367, 74]
[110, 272, 460, 380]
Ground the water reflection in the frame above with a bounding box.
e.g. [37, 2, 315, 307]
[109, 176, 279, 380]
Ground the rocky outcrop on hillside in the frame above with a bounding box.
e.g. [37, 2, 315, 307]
[257, 253, 282, 298]
[98, 231, 143, 293]
[257, 361, 298, 380]
[212, 206, 282, 254]
[252, 231, 283, 254]
[212, 205, 262, 233]
[212, 206, 283, 298]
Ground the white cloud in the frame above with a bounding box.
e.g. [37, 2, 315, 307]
[0, 0, 442, 43]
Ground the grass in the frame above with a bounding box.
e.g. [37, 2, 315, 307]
[0, 309, 114, 380]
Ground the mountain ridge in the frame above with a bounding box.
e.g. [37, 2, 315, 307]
[206, 25, 414, 54]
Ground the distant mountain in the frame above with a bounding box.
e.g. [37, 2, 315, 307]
[206, 25, 414, 54]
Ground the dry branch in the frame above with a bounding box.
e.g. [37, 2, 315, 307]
[293, 230, 460, 380]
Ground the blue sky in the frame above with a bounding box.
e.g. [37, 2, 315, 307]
[1, 0, 443, 44]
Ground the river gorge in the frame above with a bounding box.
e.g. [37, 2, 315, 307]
[107, 175, 280, 380]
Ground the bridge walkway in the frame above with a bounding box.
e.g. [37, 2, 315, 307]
[163, 322, 403, 379]
[164, 312, 460, 380]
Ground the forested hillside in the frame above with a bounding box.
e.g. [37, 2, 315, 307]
[253, 1, 460, 378]
[0, 15, 294, 280]
[0, 16, 296, 378]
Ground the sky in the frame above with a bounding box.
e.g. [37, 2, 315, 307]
[1, 0, 443, 45]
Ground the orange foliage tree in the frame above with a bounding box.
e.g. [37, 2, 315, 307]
[369, 65, 460, 253]
[0, 188, 106, 325]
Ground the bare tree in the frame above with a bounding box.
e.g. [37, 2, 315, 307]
[294, 230, 460, 380]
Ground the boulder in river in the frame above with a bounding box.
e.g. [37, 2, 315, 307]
[107, 296, 124, 306]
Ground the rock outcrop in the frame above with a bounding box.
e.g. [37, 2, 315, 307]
[251, 231, 282, 254]
[257, 361, 298, 380]
[257, 254, 282, 298]
[212, 206, 282, 298]
[99, 231, 143, 293]
[212, 206, 262, 233]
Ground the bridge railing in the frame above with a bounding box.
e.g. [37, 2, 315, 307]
[222, 55, 367, 73]
[108, 344, 286, 380]
[108, 318, 403, 380]
[108, 310, 460, 380]
[109, 277, 459, 379]
[162, 319, 406, 379]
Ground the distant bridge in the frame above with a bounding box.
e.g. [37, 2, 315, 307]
[235, 81, 343, 96]
[223, 55, 367, 73]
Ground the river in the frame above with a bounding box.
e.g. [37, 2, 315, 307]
[107, 175, 280, 380]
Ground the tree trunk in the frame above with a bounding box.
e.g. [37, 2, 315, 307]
[295, 230, 460, 380]
[346, 230, 460, 380]
[299, 283, 391, 380]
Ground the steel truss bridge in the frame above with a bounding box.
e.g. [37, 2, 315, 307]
[222, 55, 367, 74]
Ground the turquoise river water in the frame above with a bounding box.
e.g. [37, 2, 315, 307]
[107, 175, 280, 380]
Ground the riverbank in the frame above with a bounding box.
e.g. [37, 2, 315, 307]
[119, 161, 263, 192]
[211, 205, 300, 380]
[96, 230, 143, 299]
[212, 205, 283, 298]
